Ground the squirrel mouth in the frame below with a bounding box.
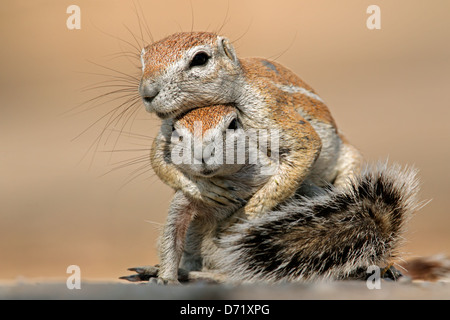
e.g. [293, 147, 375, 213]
[155, 110, 175, 119]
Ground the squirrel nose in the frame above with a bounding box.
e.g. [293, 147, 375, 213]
[193, 144, 214, 165]
[139, 81, 160, 108]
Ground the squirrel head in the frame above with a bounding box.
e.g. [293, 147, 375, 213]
[165, 105, 246, 178]
[139, 32, 240, 119]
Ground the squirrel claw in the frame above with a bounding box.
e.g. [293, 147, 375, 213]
[210, 178, 238, 191]
[119, 274, 148, 282]
[120, 265, 183, 285]
[120, 265, 159, 282]
[188, 179, 239, 206]
[381, 264, 404, 281]
[198, 187, 241, 207]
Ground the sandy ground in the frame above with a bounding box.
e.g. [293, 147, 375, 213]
[1, 279, 449, 300]
[0, 0, 449, 293]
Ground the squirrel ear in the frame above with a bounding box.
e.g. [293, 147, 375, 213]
[218, 37, 238, 63]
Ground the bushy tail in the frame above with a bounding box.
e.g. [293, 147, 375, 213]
[401, 255, 450, 281]
[219, 163, 422, 283]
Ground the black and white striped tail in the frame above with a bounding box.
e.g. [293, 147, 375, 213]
[219, 163, 422, 283]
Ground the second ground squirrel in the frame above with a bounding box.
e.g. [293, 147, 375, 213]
[122, 105, 420, 284]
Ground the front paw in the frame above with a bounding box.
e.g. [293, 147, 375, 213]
[185, 178, 246, 207]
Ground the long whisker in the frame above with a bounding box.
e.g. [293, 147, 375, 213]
[133, 0, 154, 45]
[216, 0, 230, 34]
[102, 128, 154, 141]
[268, 30, 298, 62]
[119, 163, 155, 190]
[69, 90, 140, 120]
[106, 99, 143, 159]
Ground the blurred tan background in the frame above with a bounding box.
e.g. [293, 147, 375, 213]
[0, 0, 449, 281]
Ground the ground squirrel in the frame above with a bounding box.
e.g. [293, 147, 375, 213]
[139, 31, 363, 219]
[121, 105, 420, 284]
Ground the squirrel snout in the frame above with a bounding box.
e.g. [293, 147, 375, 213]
[139, 81, 160, 110]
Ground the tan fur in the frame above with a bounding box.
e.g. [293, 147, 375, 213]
[140, 32, 363, 220]
[176, 104, 234, 136]
[240, 58, 336, 126]
[141, 32, 217, 79]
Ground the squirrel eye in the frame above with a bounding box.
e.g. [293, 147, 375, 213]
[190, 52, 209, 68]
[228, 119, 238, 130]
